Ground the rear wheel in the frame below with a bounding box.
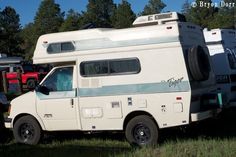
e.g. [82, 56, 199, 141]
[125, 115, 158, 146]
[13, 116, 41, 145]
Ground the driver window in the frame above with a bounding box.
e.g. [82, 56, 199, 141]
[42, 67, 73, 92]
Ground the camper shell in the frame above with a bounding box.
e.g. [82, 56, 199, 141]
[5, 12, 222, 146]
[204, 29, 236, 106]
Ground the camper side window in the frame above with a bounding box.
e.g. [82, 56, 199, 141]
[80, 61, 108, 76]
[47, 42, 75, 54]
[109, 59, 140, 74]
[80, 58, 140, 77]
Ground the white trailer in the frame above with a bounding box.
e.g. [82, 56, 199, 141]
[5, 12, 222, 146]
[204, 29, 236, 106]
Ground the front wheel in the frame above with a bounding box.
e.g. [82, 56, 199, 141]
[125, 115, 158, 146]
[13, 116, 41, 145]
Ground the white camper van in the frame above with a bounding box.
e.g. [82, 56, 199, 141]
[5, 12, 222, 146]
[204, 29, 236, 106]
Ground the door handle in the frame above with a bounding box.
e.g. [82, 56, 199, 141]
[70, 99, 74, 108]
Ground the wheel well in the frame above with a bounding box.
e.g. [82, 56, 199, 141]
[13, 114, 42, 130]
[123, 111, 159, 130]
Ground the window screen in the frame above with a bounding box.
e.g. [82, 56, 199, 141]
[80, 58, 140, 77]
[110, 59, 140, 74]
[47, 42, 75, 53]
[81, 61, 108, 76]
[61, 42, 75, 52]
[47, 43, 61, 53]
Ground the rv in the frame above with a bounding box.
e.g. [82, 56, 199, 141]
[204, 29, 236, 106]
[5, 12, 222, 146]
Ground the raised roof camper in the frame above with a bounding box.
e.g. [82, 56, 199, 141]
[204, 29, 236, 106]
[5, 12, 222, 146]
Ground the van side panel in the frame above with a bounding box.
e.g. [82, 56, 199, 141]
[77, 45, 191, 130]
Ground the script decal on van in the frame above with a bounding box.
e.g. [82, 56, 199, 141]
[167, 77, 184, 88]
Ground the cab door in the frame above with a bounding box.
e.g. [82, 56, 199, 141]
[36, 66, 80, 131]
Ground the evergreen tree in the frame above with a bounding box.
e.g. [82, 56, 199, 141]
[34, 0, 64, 35]
[22, 0, 64, 59]
[183, 0, 218, 28]
[141, 0, 166, 15]
[111, 0, 136, 28]
[0, 6, 22, 56]
[20, 23, 37, 60]
[82, 0, 116, 28]
[181, 0, 191, 16]
[59, 9, 82, 32]
[211, 0, 235, 29]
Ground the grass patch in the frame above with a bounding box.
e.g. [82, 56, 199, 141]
[0, 138, 235, 157]
[160, 138, 236, 157]
[0, 108, 236, 157]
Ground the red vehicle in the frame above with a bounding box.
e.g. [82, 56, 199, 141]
[0, 64, 48, 89]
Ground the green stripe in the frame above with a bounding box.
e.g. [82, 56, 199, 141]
[79, 81, 190, 97]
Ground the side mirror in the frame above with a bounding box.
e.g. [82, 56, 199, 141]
[35, 85, 50, 95]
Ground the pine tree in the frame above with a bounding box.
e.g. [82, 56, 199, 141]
[111, 0, 136, 28]
[0, 6, 22, 56]
[21, 0, 64, 59]
[183, 0, 218, 28]
[141, 0, 166, 15]
[20, 23, 36, 60]
[60, 9, 82, 32]
[81, 0, 116, 28]
[181, 0, 191, 16]
[34, 0, 64, 35]
[211, 0, 235, 29]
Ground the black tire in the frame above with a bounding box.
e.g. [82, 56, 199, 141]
[13, 115, 41, 145]
[125, 115, 158, 146]
[188, 46, 211, 81]
[27, 79, 36, 89]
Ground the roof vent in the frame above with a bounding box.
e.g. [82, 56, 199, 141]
[132, 12, 186, 27]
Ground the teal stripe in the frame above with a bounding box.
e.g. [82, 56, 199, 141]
[78, 81, 190, 97]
